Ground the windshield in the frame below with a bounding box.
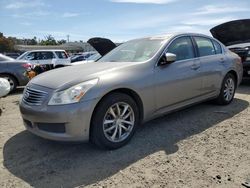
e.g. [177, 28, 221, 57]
[98, 38, 165, 62]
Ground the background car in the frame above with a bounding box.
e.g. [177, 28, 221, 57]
[20, 33, 242, 149]
[0, 53, 30, 91]
[71, 53, 102, 65]
[17, 50, 71, 67]
[4, 52, 21, 59]
[70, 51, 97, 63]
[70, 37, 116, 65]
[210, 19, 250, 77]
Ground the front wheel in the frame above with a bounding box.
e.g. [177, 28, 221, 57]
[215, 73, 236, 105]
[91, 93, 139, 149]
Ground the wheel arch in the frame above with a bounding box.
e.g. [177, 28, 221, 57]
[0, 72, 19, 86]
[227, 70, 238, 85]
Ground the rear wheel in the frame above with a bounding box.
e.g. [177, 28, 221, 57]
[91, 93, 139, 149]
[0, 74, 17, 92]
[215, 73, 236, 105]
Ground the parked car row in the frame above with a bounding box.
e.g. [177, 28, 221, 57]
[1, 19, 249, 149]
[0, 38, 118, 93]
[70, 51, 97, 63]
[17, 50, 71, 67]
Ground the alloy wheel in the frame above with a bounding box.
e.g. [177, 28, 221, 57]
[223, 77, 235, 102]
[103, 102, 135, 143]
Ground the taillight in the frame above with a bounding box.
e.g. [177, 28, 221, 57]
[22, 63, 32, 69]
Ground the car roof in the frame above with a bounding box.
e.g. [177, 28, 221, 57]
[133, 33, 215, 41]
[25, 50, 66, 52]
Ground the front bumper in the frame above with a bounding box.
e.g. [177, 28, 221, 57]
[19, 95, 99, 142]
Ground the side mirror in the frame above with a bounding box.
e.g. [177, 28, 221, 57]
[159, 53, 176, 66]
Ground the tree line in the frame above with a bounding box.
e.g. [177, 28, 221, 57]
[0, 32, 67, 52]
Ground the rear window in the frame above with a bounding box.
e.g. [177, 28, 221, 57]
[55, 51, 68, 59]
[194, 37, 215, 57]
[212, 40, 222, 54]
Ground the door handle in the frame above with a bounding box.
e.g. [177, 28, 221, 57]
[220, 58, 225, 63]
[191, 64, 200, 70]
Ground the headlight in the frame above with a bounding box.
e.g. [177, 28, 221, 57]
[48, 78, 98, 105]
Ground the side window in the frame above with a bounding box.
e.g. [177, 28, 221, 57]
[55, 51, 68, 59]
[212, 40, 222, 54]
[37, 52, 54, 60]
[26, 52, 36, 60]
[167, 37, 195, 61]
[194, 37, 216, 57]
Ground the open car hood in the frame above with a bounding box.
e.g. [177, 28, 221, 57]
[87, 37, 117, 56]
[210, 19, 250, 46]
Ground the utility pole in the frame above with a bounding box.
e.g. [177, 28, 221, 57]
[66, 35, 70, 43]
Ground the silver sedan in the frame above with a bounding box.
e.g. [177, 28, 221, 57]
[19, 33, 243, 149]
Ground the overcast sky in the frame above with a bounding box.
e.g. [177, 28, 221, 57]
[0, 0, 249, 42]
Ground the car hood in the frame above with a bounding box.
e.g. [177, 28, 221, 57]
[210, 19, 250, 46]
[87, 37, 117, 56]
[30, 61, 131, 89]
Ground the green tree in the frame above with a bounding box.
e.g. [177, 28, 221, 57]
[40, 35, 57, 45]
[57, 39, 66, 45]
[0, 33, 14, 52]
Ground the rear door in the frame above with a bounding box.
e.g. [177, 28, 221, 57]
[36, 51, 55, 65]
[54, 51, 70, 65]
[155, 36, 202, 110]
[193, 36, 225, 94]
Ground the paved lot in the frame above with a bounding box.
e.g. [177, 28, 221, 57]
[0, 81, 250, 188]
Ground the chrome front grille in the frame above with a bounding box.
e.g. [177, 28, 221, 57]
[23, 87, 48, 105]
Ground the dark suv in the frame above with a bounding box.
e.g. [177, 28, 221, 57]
[210, 19, 250, 78]
[230, 47, 250, 77]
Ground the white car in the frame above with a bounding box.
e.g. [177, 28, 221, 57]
[0, 78, 10, 97]
[17, 50, 71, 67]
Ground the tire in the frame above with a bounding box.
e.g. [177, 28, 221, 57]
[91, 92, 139, 150]
[0, 74, 17, 92]
[215, 73, 236, 105]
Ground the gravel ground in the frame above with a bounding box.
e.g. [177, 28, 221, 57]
[0, 81, 250, 188]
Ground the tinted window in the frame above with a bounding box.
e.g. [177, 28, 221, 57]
[55, 51, 68, 59]
[247, 50, 250, 61]
[26, 52, 36, 60]
[212, 40, 222, 54]
[194, 37, 215, 57]
[36, 52, 54, 60]
[167, 37, 195, 61]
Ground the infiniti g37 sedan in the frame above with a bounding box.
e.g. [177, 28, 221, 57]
[19, 33, 243, 149]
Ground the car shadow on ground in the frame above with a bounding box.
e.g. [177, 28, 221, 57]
[3, 98, 249, 188]
[9, 87, 24, 96]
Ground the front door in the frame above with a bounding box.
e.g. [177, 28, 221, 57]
[154, 36, 202, 110]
